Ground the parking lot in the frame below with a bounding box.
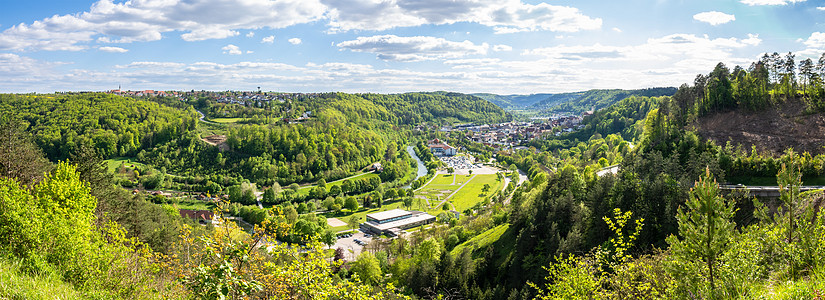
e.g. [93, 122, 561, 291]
[440, 155, 480, 170]
[331, 231, 373, 261]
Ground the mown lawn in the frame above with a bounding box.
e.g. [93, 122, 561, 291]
[449, 174, 502, 212]
[430, 174, 456, 185]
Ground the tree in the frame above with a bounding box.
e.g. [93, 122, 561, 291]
[384, 189, 396, 200]
[263, 188, 277, 204]
[329, 184, 342, 196]
[350, 252, 383, 285]
[344, 197, 359, 211]
[348, 215, 361, 231]
[777, 154, 802, 277]
[667, 167, 736, 296]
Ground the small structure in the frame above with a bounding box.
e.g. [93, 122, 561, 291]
[360, 209, 436, 237]
[179, 209, 219, 225]
[368, 162, 384, 173]
[428, 139, 457, 156]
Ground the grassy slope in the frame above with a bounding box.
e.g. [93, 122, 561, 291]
[0, 258, 91, 300]
[450, 224, 510, 257]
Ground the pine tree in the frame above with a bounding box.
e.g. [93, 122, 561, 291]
[667, 167, 736, 297]
[777, 153, 802, 277]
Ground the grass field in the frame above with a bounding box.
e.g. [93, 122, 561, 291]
[449, 174, 503, 212]
[416, 173, 502, 213]
[208, 117, 246, 124]
[104, 157, 145, 173]
[450, 224, 509, 257]
[322, 200, 405, 232]
[172, 198, 214, 211]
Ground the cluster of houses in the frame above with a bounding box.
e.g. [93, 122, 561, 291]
[437, 112, 590, 150]
[107, 89, 182, 98]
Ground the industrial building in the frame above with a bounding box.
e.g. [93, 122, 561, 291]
[360, 209, 436, 237]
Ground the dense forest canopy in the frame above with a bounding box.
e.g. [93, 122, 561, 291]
[474, 88, 676, 113]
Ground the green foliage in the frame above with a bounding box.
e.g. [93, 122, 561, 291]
[0, 162, 184, 298]
[529, 255, 600, 300]
[350, 252, 383, 285]
[667, 168, 736, 298]
[0, 93, 197, 161]
[596, 208, 644, 271]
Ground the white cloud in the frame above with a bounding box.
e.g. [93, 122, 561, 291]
[742, 33, 762, 46]
[693, 11, 735, 26]
[493, 44, 513, 52]
[740, 0, 805, 5]
[802, 32, 825, 49]
[288, 38, 302, 45]
[246, 31, 254, 37]
[262, 35, 275, 44]
[337, 35, 488, 61]
[323, 0, 602, 33]
[222, 44, 242, 55]
[181, 27, 239, 42]
[0, 0, 326, 51]
[0, 0, 603, 52]
[99, 46, 128, 53]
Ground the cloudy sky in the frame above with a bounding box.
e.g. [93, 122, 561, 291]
[1, 0, 823, 94]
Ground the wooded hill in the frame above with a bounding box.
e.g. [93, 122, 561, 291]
[473, 87, 676, 113]
[0, 91, 509, 192]
[406, 51, 825, 299]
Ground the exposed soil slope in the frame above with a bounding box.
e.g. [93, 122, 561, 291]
[696, 99, 825, 156]
[201, 134, 229, 151]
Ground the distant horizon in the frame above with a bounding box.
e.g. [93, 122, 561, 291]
[1, 0, 822, 94]
[20, 86, 678, 96]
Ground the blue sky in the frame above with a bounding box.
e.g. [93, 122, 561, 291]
[0, 0, 823, 94]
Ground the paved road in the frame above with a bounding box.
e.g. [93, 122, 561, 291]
[195, 109, 219, 124]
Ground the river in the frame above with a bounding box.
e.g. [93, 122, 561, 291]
[406, 145, 428, 184]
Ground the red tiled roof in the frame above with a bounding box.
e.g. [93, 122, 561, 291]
[179, 209, 214, 220]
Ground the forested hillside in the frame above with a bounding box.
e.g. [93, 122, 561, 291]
[0, 92, 509, 193]
[0, 93, 198, 161]
[474, 88, 675, 113]
[407, 51, 825, 299]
